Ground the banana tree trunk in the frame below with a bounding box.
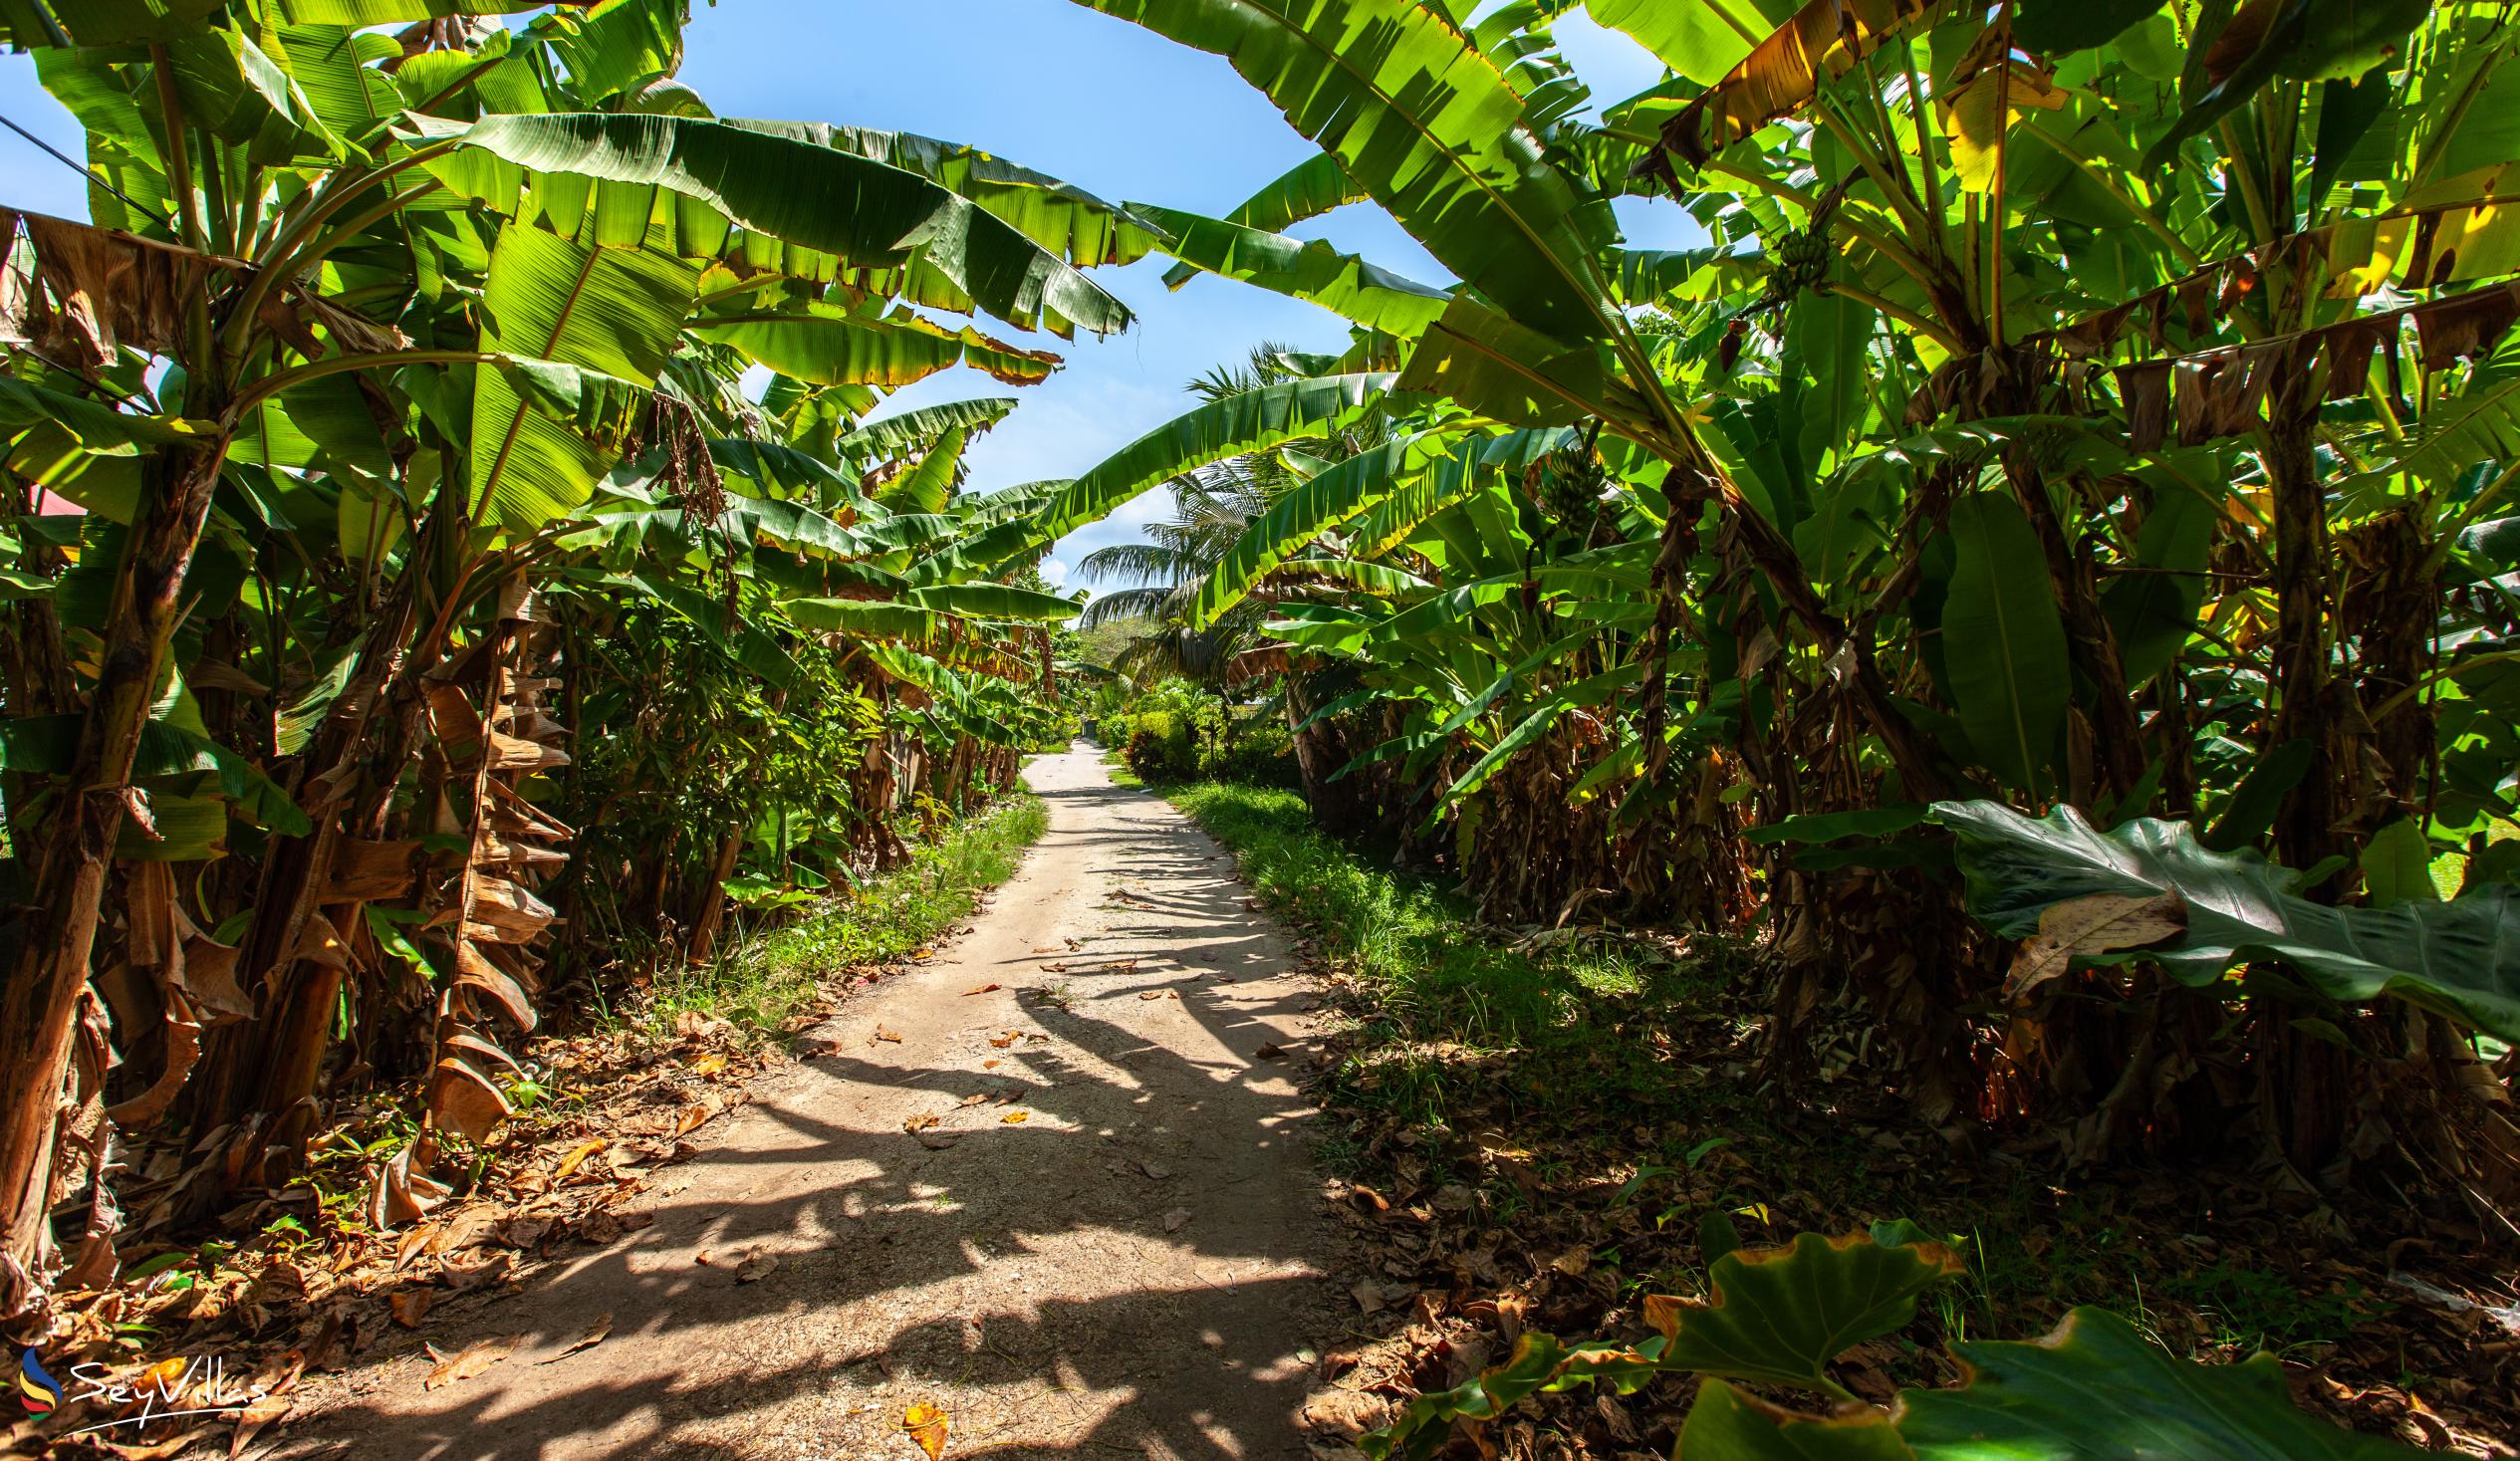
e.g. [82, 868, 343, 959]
[1, 437, 229, 1270]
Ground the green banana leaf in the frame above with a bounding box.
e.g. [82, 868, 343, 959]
[1034, 372, 1395, 541]
[1064, 0, 1615, 342]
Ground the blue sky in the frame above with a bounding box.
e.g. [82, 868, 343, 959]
[0, 0, 1687, 594]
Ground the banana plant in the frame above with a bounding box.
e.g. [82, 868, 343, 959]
[1049, 0, 2520, 1185]
[0, 0, 1128, 1284]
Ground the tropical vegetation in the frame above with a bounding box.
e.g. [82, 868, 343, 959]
[4, 0, 2518, 1452]
[0, 0, 1118, 1305]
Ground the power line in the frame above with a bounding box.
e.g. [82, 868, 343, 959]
[0, 110, 179, 231]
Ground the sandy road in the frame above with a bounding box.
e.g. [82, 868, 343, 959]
[297, 746, 1347, 1460]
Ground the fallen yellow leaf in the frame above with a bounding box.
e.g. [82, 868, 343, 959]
[903, 1402, 949, 1460]
[552, 1138, 608, 1183]
[1001, 1111, 1029, 1125]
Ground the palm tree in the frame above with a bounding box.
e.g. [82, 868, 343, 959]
[1076, 348, 1371, 686]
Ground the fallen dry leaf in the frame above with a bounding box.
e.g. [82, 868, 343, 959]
[422, 1335, 517, 1389]
[959, 1093, 989, 1107]
[988, 1032, 1018, 1049]
[552, 1139, 608, 1183]
[673, 1104, 710, 1137]
[537, 1312, 614, 1363]
[735, 1251, 779, 1284]
[388, 1289, 432, 1329]
[903, 1401, 949, 1460]
[904, 1112, 940, 1132]
[1255, 1042, 1286, 1060]
[876, 1025, 905, 1044]
[1002, 1110, 1030, 1124]
[1162, 1207, 1192, 1233]
[1138, 991, 1164, 1001]
[2007, 891, 2186, 1001]
[227, 1390, 292, 1458]
[981, 1060, 1001, 1070]
[962, 983, 1001, 996]
[689, 1053, 730, 1077]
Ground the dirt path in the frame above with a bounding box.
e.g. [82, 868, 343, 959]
[298, 747, 1349, 1460]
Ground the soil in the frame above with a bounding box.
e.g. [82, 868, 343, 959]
[286, 746, 1351, 1460]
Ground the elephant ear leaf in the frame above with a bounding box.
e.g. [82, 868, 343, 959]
[1896, 1307, 2431, 1459]
[1647, 1227, 1967, 1392]
[1929, 801, 2520, 1042]
[1680, 1380, 1914, 1460]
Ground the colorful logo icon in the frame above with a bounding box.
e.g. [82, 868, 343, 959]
[17, 1349, 62, 1416]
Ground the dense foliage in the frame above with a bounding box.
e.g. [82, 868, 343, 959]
[0, 0, 1129, 1306]
[1034, 0, 2520, 1264]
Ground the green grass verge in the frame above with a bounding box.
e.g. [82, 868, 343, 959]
[1160, 781, 2399, 1365]
[639, 792, 1049, 1039]
[1165, 782, 1719, 1148]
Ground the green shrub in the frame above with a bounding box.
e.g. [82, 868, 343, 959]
[1125, 708, 1198, 781]
[1203, 716, 1297, 785]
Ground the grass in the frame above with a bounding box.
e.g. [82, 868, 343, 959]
[1155, 778, 2419, 1399]
[1165, 782, 1720, 1141]
[635, 792, 1049, 1040]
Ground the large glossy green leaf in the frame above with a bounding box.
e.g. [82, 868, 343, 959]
[1190, 436, 1430, 627]
[1897, 1307, 2428, 1459]
[692, 306, 1060, 388]
[1135, 203, 1451, 337]
[835, 397, 1017, 464]
[784, 597, 943, 640]
[3, 0, 220, 45]
[1159, 151, 1364, 288]
[879, 426, 970, 516]
[1035, 372, 1396, 541]
[418, 113, 1131, 336]
[1941, 493, 2069, 797]
[795, 124, 1163, 268]
[1583, 0, 1798, 87]
[1678, 1381, 1912, 1460]
[2099, 482, 2215, 689]
[547, 0, 682, 105]
[906, 583, 1080, 622]
[1065, 0, 1617, 341]
[165, 25, 347, 164]
[1931, 801, 2520, 1040]
[1654, 1226, 1967, 1392]
[1398, 296, 1615, 426]
[469, 223, 697, 531]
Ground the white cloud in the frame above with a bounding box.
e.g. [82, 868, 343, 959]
[1039, 557, 1071, 587]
